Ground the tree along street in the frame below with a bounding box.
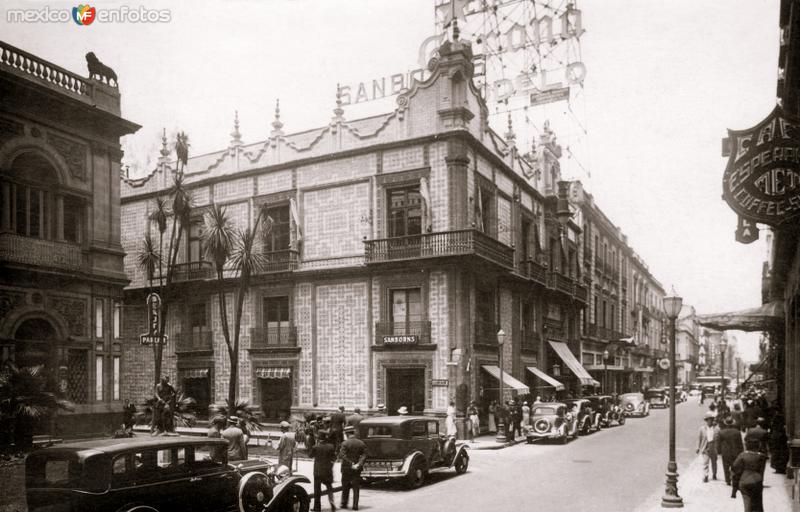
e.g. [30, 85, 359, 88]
[357, 398, 708, 512]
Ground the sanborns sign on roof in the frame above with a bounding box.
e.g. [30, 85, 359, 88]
[723, 106, 800, 226]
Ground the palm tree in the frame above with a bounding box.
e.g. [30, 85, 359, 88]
[201, 204, 272, 418]
[209, 399, 263, 433]
[135, 391, 197, 429]
[149, 196, 169, 286]
[136, 232, 161, 289]
[0, 363, 73, 451]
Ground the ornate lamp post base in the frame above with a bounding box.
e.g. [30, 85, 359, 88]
[496, 422, 507, 443]
[661, 463, 683, 508]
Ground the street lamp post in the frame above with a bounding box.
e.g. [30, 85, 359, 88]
[496, 329, 507, 443]
[603, 349, 610, 393]
[720, 337, 728, 401]
[662, 289, 684, 508]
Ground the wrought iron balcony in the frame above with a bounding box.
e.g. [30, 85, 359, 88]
[575, 283, 589, 304]
[172, 261, 214, 282]
[258, 249, 299, 274]
[250, 326, 297, 348]
[364, 229, 514, 269]
[474, 319, 500, 346]
[374, 321, 432, 345]
[0, 233, 83, 271]
[174, 330, 213, 353]
[586, 323, 598, 337]
[521, 259, 548, 285]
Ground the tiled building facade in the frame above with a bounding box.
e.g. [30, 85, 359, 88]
[0, 41, 139, 435]
[119, 39, 594, 427]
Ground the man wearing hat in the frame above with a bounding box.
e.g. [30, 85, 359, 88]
[696, 411, 720, 482]
[718, 414, 744, 485]
[222, 416, 248, 461]
[330, 406, 347, 454]
[277, 421, 296, 474]
[346, 408, 364, 438]
[309, 430, 336, 511]
[376, 404, 386, 416]
[745, 417, 770, 455]
[339, 433, 367, 510]
[397, 405, 409, 415]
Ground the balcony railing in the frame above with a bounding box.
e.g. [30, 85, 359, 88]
[1, 41, 94, 98]
[364, 229, 514, 269]
[521, 259, 548, 285]
[575, 283, 589, 303]
[258, 249, 299, 274]
[250, 326, 298, 348]
[175, 330, 213, 353]
[0, 233, 83, 271]
[374, 321, 432, 345]
[172, 261, 214, 282]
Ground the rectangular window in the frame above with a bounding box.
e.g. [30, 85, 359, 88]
[29, 189, 41, 238]
[262, 296, 289, 345]
[15, 185, 26, 235]
[389, 288, 422, 334]
[520, 218, 531, 262]
[388, 187, 422, 238]
[188, 218, 205, 263]
[189, 302, 207, 333]
[113, 302, 121, 339]
[63, 196, 82, 243]
[611, 304, 616, 331]
[601, 300, 607, 328]
[113, 356, 120, 401]
[95, 300, 103, 338]
[262, 205, 291, 253]
[95, 355, 103, 401]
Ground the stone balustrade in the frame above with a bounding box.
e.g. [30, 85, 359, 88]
[0, 233, 83, 271]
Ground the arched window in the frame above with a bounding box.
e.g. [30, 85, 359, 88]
[1, 152, 84, 243]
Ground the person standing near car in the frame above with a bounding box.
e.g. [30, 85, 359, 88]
[446, 401, 457, 438]
[330, 406, 347, 454]
[719, 415, 744, 486]
[222, 416, 248, 461]
[488, 401, 496, 434]
[339, 435, 367, 511]
[346, 408, 364, 438]
[697, 412, 720, 482]
[467, 401, 480, 440]
[521, 401, 531, 430]
[277, 421, 296, 474]
[310, 431, 337, 512]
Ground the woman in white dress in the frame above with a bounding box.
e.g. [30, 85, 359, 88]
[488, 401, 497, 433]
[521, 401, 531, 429]
[446, 401, 458, 437]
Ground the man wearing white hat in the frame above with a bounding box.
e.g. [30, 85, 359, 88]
[397, 405, 409, 415]
[222, 416, 248, 461]
[696, 411, 720, 482]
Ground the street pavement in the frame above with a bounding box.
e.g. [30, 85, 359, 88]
[320, 396, 793, 512]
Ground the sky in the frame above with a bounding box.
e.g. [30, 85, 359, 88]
[1, 0, 780, 361]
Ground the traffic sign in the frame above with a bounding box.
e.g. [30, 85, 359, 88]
[140, 334, 168, 346]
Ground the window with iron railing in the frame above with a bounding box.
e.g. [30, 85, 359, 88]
[262, 205, 291, 253]
[388, 187, 422, 238]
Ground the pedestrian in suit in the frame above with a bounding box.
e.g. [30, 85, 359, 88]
[277, 421, 296, 474]
[731, 437, 768, 512]
[745, 418, 769, 455]
[718, 415, 744, 485]
[512, 400, 523, 438]
[310, 431, 336, 512]
[697, 411, 720, 482]
[346, 408, 364, 438]
[330, 406, 347, 454]
[339, 435, 367, 510]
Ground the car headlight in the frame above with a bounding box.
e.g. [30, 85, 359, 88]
[274, 465, 291, 483]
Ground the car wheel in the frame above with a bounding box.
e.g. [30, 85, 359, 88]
[454, 452, 469, 474]
[278, 485, 309, 512]
[117, 506, 159, 512]
[238, 472, 275, 512]
[406, 459, 426, 489]
[619, 416, 626, 425]
[561, 435, 568, 445]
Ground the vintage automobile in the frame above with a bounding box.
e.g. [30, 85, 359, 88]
[526, 402, 579, 444]
[586, 395, 626, 427]
[25, 436, 309, 512]
[647, 387, 670, 408]
[619, 392, 650, 417]
[563, 399, 597, 435]
[358, 416, 469, 489]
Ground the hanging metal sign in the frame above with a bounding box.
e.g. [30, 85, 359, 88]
[140, 292, 167, 345]
[722, 106, 800, 226]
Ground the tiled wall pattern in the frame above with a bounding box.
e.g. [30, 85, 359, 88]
[302, 183, 370, 260]
[296, 154, 373, 189]
[382, 146, 424, 174]
[257, 170, 293, 195]
[315, 281, 368, 407]
[214, 177, 253, 203]
[295, 283, 314, 406]
[429, 270, 450, 409]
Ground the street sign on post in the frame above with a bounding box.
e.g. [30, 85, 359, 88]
[141, 292, 167, 346]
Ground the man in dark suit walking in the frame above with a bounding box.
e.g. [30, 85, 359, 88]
[330, 406, 347, 454]
[310, 431, 337, 512]
[718, 415, 744, 485]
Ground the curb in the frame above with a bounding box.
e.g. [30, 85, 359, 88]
[468, 438, 522, 450]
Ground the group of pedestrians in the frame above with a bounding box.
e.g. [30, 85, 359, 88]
[695, 388, 788, 512]
[484, 398, 537, 438]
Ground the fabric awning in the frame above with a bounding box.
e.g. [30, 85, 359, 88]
[525, 367, 565, 391]
[255, 367, 292, 379]
[634, 367, 654, 373]
[696, 300, 784, 332]
[548, 341, 600, 387]
[481, 365, 530, 394]
[178, 368, 209, 379]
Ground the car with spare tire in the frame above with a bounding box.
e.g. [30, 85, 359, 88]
[526, 402, 578, 444]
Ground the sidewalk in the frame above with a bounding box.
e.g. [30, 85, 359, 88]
[467, 432, 525, 449]
[635, 456, 797, 512]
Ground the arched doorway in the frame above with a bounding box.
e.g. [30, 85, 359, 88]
[14, 318, 58, 369]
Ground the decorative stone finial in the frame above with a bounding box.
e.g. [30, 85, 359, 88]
[271, 99, 284, 137]
[229, 110, 242, 148]
[505, 112, 516, 144]
[452, 19, 460, 42]
[331, 84, 345, 124]
[157, 127, 170, 168]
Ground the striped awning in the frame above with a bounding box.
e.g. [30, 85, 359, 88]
[634, 367, 654, 373]
[481, 365, 530, 394]
[179, 368, 209, 379]
[525, 366, 565, 391]
[548, 341, 600, 387]
[255, 367, 291, 379]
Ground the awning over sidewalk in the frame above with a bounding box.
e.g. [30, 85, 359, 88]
[481, 365, 530, 394]
[696, 300, 784, 332]
[525, 366, 565, 391]
[634, 367, 654, 373]
[548, 341, 600, 387]
[255, 367, 292, 379]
